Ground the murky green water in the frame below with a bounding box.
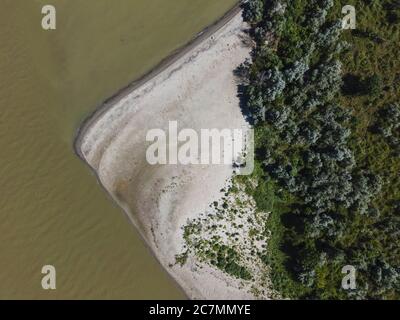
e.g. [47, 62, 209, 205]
[0, 0, 237, 299]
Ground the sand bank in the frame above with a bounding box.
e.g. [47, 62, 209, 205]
[75, 9, 264, 299]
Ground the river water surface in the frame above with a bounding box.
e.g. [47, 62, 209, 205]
[0, 0, 236, 299]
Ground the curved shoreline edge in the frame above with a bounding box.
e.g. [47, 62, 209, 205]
[72, 2, 257, 299]
[73, 2, 242, 158]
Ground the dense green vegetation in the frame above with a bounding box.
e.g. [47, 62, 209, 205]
[241, 0, 400, 299]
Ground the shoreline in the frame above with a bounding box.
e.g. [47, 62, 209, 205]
[73, 2, 242, 158]
[72, 3, 262, 299]
[73, 3, 242, 298]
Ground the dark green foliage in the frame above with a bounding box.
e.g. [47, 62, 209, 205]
[243, 0, 265, 24]
[241, 0, 400, 299]
[212, 245, 253, 280]
[364, 74, 383, 96]
[342, 73, 382, 96]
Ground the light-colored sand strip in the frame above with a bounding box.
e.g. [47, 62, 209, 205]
[76, 11, 261, 299]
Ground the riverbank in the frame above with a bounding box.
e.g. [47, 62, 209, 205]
[74, 3, 243, 151]
[74, 6, 265, 299]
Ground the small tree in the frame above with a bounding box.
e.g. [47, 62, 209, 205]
[363, 74, 382, 96]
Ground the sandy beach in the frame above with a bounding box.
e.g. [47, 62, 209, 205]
[74, 7, 269, 299]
